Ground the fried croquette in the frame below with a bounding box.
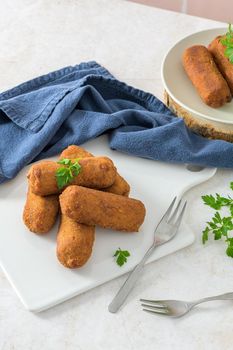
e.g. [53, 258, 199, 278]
[59, 145, 93, 159]
[57, 145, 96, 268]
[60, 145, 130, 196]
[182, 45, 231, 107]
[60, 185, 146, 232]
[57, 215, 95, 268]
[28, 157, 117, 196]
[23, 186, 59, 234]
[209, 36, 233, 95]
[103, 173, 130, 196]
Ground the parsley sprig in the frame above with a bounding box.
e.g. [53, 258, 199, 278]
[114, 248, 130, 266]
[56, 158, 81, 190]
[221, 23, 233, 63]
[202, 182, 233, 257]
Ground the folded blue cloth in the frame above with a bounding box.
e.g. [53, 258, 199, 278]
[0, 61, 232, 184]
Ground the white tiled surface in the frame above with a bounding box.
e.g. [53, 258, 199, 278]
[0, 1, 233, 349]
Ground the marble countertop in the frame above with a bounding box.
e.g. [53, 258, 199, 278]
[1, 1, 232, 349]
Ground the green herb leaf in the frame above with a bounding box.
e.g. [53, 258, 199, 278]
[202, 227, 209, 244]
[202, 182, 233, 258]
[202, 194, 233, 210]
[113, 248, 131, 267]
[226, 245, 233, 257]
[58, 158, 72, 166]
[56, 158, 82, 190]
[213, 229, 222, 240]
[221, 24, 233, 63]
[202, 194, 222, 210]
[215, 211, 222, 223]
[70, 161, 81, 176]
[227, 237, 233, 246]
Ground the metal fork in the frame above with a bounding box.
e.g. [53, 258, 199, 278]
[108, 196, 187, 313]
[141, 292, 233, 317]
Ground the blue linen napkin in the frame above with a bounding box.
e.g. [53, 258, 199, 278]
[0, 61, 232, 184]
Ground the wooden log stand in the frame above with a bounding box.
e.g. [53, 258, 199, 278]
[164, 90, 233, 143]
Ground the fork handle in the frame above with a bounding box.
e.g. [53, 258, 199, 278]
[192, 292, 233, 307]
[108, 261, 145, 313]
[108, 245, 156, 313]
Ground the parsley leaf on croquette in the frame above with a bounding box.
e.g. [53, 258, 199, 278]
[221, 23, 233, 63]
[56, 158, 81, 190]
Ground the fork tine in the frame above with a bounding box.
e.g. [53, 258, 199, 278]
[140, 299, 166, 307]
[142, 303, 169, 312]
[168, 199, 182, 224]
[143, 307, 169, 315]
[174, 201, 187, 228]
[141, 303, 165, 309]
[160, 196, 177, 222]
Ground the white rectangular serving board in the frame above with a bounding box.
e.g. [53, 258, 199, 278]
[0, 135, 216, 312]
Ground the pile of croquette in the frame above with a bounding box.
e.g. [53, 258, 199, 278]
[182, 34, 233, 108]
[23, 145, 146, 269]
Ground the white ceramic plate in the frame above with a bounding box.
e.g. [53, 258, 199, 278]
[0, 136, 216, 312]
[161, 27, 233, 125]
